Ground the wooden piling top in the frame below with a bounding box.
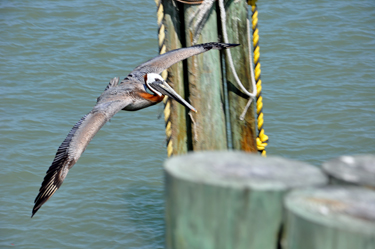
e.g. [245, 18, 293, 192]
[322, 154, 375, 187]
[285, 186, 375, 235]
[164, 151, 327, 190]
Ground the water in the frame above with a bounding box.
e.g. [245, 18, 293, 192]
[0, 0, 374, 248]
[260, 0, 375, 164]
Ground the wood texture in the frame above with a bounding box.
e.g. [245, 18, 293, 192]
[223, 0, 257, 152]
[165, 151, 328, 249]
[183, 4, 228, 150]
[321, 154, 375, 188]
[284, 186, 375, 249]
[162, 0, 188, 155]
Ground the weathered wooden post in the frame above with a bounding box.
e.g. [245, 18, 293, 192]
[156, 0, 259, 154]
[183, 3, 228, 150]
[164, 151, 328, 249]
[284, 186, 375, 249]
[222, 0, 257, 152]
[160, 0, 189, 155]
[321, 154, 375, 188]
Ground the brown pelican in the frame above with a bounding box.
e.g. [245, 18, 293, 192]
[32, 42, 239, 217]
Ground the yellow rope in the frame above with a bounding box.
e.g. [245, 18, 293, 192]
[249, 2, 269, 156]
[156, 0, 267, 156]
[155, 0, 173, 157]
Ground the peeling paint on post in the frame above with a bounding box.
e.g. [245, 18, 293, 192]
[162, 0, 188, 155]
[183, 3, 228, 150]
[223, 0, 257, 152]
[158, 1, 258, 153]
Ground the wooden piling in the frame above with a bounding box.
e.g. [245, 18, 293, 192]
[157, 1, 259, 153]
[284, 186, 375, 249]
[161, 0, 188, 155]
[183, 3, 228, 150]
[222, 0, 257, 152]
[321, 154, 375, 188]
[164, 151, 328, 249]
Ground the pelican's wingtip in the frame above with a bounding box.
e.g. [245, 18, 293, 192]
[201, 42, 240, 51]
[31, 208, 38, 218]
[226, 43, 240, 48]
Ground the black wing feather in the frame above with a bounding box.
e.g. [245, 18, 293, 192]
[32, 114, 88, 217]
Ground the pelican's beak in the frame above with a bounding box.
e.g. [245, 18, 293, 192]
[157, 80, 197, 113]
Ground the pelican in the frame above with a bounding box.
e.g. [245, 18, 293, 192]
[31, 42, 239, 217]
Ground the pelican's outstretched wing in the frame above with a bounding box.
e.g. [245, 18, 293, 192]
[32, 97, 131, 217]
[128, 42, 239, 78]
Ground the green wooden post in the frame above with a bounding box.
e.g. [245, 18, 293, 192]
[158, 1, 259, 153]
[284, 186, 375, 249]
[223, 0, 257, 152]
[321, 154, 375, 188]
[164, 151, 327, 249]
[162, 0, 188, 155]
[183, 4, 228, 150]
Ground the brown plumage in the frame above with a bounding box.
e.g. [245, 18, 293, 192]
[32, 42, 239, 217]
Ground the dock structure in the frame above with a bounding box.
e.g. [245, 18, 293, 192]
[157, 0, 258, 155]
[155, 1, 375, 248]
[284, 186, 375, 249]
[164, 151, 375, 249]
[164, 152, 328, 249]
[322, 154, 375, 188]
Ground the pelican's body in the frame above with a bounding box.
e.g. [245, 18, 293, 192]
[32, 42, 239, 217]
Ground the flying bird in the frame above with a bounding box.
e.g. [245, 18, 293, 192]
[32, 42, 239, 217]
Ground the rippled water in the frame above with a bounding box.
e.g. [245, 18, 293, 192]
[1, 0, 374, 248]
[261, 0, 375, 164]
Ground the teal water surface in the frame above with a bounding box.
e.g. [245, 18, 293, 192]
[1, 0, 374, 248]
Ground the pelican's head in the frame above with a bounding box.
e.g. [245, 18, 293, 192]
[144, 73, 164, 96]
[144, 73, 197, 113]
